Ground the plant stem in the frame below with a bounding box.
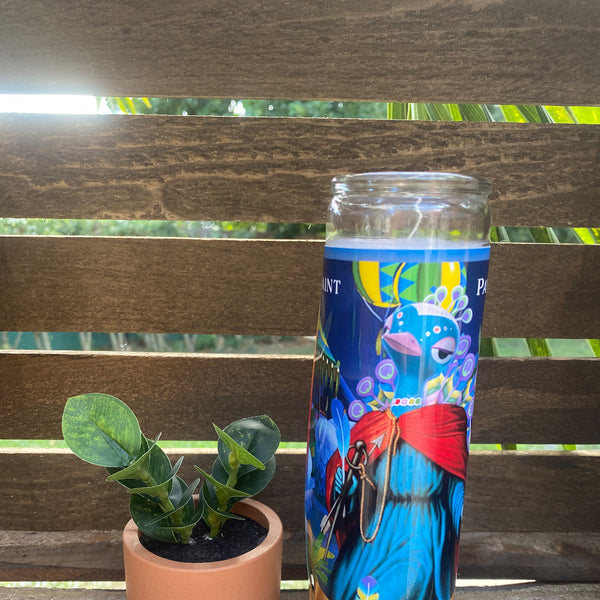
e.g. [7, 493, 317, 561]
[138, 466, 192, 543]
[208, 457, 241, 538]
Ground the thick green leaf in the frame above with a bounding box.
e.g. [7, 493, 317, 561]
[200, 480, 244, 522]
[234, 455, 277, 496]
[62, 394, 141, 467]
[216, 415, 280, 475]
[124, 455, 183, 497]
[195, 465, 250, 507]
[214, 424, 265, 472]
[173, 477, 201, 511]
[126, 478, 171, 499]
[130, 478, 199, 543]
[211, 454, 277, 498]
[106, 437, 173, 493]
[106, 434, 161, 482]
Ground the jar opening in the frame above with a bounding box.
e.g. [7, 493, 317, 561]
[332, 171, 491, 199]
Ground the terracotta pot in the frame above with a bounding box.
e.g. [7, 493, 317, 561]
[122, 498, 283, 600]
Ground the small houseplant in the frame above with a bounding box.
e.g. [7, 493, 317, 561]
[62, 393, 283, 600]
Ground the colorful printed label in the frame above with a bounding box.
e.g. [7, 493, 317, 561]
[305, 245, 490, 600]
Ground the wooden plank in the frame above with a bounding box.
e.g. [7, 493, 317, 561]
[472, 358, 600, 445]
[458, 531, 600, 581]
[486, 243, 600, 339]
[0, 238, 598, 339]
[2, 116, 600, 228]
[1, 585, 600, 600]
[0, 530, 124, 582]
[1, 115, 599, 228]
[0, 352, 598, 444]
[0, 451, 597, 534]
[0, 1, 598, 105]
[0, 237, 324, 337]
[0, 529, 598, 583]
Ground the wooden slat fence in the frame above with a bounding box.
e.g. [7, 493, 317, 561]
[0, 1, 598, 598]
[1, 1, 598, 104]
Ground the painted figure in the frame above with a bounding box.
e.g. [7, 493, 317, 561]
[323, 303, 467, 600]
[306, 258, 487, 600]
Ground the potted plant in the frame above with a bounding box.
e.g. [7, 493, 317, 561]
[62, 393, 283, 600]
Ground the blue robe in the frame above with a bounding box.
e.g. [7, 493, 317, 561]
[324, 406, 467, 600]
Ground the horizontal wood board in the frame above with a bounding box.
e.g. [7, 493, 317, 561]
[0, 530, 599, 583]
[0, 451, 597, 535]
[1, 1, 599, 105]
[1, 115, 599, 228]
[0, 238, 598, 338]
[0, 585, 599, 600]
[0, 352, 598, 444]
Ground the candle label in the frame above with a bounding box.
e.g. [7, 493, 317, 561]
[306, 246, 490, 600]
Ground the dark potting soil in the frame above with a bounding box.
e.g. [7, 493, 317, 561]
[140, 517, 268, 563]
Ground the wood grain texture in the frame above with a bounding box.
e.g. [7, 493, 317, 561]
[0, 584, 599, 600]
[0, 531, 599, 583]
[0, 352, 598, 444]
[1, 115, 599, 227]
[0, 237, 324, 337]
[0, 1, 598, 104]
[0, 238, 598, 338]
[0, 451, 597, 534]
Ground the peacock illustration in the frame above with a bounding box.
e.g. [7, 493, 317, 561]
[323, 288, 473, 600]
[307, 257, 484, 600]
[381, 302, 459, 411]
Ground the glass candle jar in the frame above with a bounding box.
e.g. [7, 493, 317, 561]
[305, 172, 491, 600]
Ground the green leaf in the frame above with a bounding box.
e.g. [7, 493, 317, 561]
[195, 465, 251, 507]
[211, 453, 277, 497]
[234, 455, 277, 496]
[130, 485, 199, 543]
[200, 480, 244, 522]
[106, 433, 161, 481]
[126, 478, 171, 498]
[124, 455, 183, 497]
[515, 105, 542, 123]
[173, 478, 201, 512]
[387, 102, 409, 120]
[458, 104, 487, 122]
[526, 338, 553, 357]
[215, 424, 265, 472]
[216, 415, 280, 475]
[106, 436, 173, 494]
[569, 106, 600, 124]
[500, 105, 527, 123]
[544, 106, 576, 124]
[62, 394, 141, 467]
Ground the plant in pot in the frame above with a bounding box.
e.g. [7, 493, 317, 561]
[61, 393, 283, 600]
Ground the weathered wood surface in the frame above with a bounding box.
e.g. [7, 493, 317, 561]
[1, 1, 599, 105]
[0, 584, 599, 600]
[1, 115, 599, 228]
[1, 238, 598, 338]
[0, 528, 599, 582]
[0, 450, 598, 534]
[0, 352, 598, 444]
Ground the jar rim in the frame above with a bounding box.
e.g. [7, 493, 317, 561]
[331, 171, 492, 197]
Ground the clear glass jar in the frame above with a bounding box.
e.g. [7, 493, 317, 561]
[328, 171, 491, 248]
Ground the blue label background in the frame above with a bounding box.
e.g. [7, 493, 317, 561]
[318, 251, 489, 408]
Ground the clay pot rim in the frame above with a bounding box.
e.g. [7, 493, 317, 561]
[122, 498, 283, 572]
